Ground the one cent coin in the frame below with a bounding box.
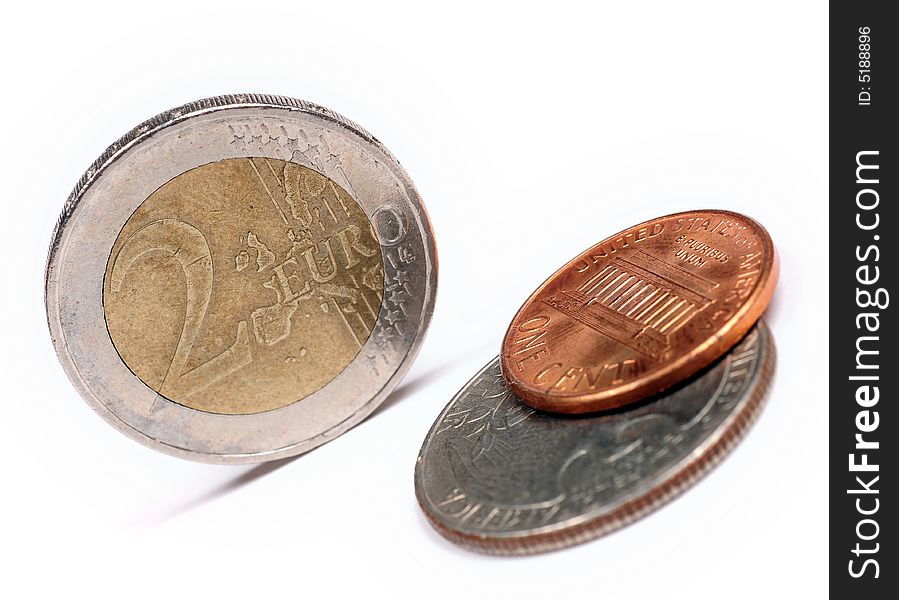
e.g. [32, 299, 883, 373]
[501, 209, 777, 413]
[46, 95, 437, 463]
[416, 322, 775, 555]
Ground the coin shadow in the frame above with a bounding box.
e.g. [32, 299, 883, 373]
[370, 364, 450, 418]
[151, 454, 302, 525]
[371, 341, 496, 419]
[152, 350, 480, 524]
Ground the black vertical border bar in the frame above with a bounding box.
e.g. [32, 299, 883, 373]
[831, 2, 896, 596]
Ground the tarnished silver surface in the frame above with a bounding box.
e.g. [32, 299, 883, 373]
[46, 94, 437, 463]
[415, 323, 774, 555]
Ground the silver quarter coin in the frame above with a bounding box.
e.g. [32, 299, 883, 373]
[415, 322, 774, 554]
[46, 94, 437, 463]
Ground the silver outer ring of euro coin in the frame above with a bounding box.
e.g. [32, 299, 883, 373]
[46, 94, 437, 464]
[415, 322, 774, 555]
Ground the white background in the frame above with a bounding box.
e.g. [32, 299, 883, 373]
[2, 2, 827, 598]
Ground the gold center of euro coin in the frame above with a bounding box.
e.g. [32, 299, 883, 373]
[103, 158, 384, 415]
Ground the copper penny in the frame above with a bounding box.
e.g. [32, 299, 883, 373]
[501, 209, 778, 414]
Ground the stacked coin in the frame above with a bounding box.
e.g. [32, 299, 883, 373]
[415, 210, 778, 554]
[46, 95, 437, 463]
